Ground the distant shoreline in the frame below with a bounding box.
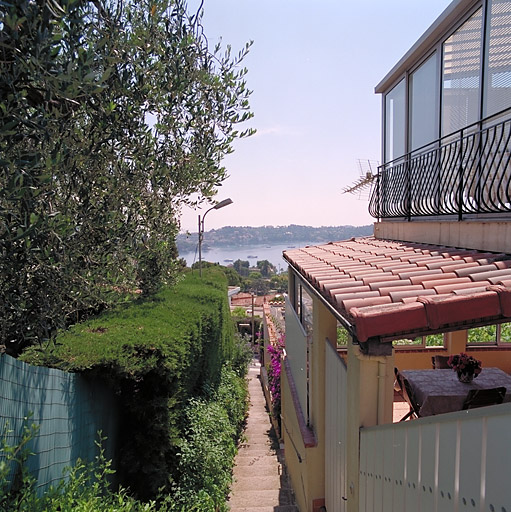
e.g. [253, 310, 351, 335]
[177, 224, 373, 254]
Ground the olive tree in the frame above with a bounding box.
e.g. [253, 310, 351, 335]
[0, 0, 253, 354]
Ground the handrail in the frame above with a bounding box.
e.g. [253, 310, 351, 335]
[369, 106, 511, 220]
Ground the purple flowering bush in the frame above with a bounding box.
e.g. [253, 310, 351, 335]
[267, 334, 285, 418]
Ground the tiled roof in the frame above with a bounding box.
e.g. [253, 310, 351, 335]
[231, 293, 277, 307]
[283, 237, 511, 343]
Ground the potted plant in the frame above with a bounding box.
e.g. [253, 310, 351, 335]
[447, 352, 482, 383]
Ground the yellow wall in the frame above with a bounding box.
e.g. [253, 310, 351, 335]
[281, 367, 309, 512]
[374, 220, 511, 253]
[345, 340, 395, 511]
[394, 329, 511, 373]
[281, 296, 336, 511]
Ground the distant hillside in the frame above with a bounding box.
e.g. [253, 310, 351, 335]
[177, 224, 373, 253]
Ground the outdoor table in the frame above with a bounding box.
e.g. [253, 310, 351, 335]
[400, 368, 511, 417]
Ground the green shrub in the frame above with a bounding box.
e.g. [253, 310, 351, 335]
[170, 365, 248, 512]
[1, 425, 160, 512]
[228, 334, 253, 377]
[20, 268, 235, 500]
[231, 306, 248, 317]
[5, 327, 252, 510]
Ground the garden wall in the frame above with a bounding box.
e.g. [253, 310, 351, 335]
[0, 354, 118, 493]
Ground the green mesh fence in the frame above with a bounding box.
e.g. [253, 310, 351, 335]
[0, 354, 118, 493]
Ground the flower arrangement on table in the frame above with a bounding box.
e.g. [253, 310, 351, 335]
[447, 352, 482, 383]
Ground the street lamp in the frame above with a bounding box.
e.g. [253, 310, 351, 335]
[198, 198, 233, 276]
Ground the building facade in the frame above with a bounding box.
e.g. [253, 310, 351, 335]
[277, 1, 511, 510]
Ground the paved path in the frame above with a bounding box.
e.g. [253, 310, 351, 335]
[228, 357, 298, 512]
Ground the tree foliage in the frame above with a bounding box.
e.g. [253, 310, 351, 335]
[233, 259, 249, 277]
[0, 0, 253, 354]
[256, 259, 275, 277]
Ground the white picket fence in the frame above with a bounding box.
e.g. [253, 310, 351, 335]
[325, 341, 348, 512]
[359, 403, 511, 511]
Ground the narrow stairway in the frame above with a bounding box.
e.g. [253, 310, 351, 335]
[228, 356, 298, 512]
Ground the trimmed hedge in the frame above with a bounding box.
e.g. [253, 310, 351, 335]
[21, 268, 236, 499]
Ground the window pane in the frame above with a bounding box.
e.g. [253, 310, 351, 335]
[499, 322, 511, 342]
[425, 333, 444, 347]
[410, 53, 439, 150]
[468, 324, 497, 343]
[484, 0, 511, 117]
[385, 79, 406, 162]
[300, 284, 313, 335]
[393, 337, 424, 347]
[442, 8, 483, 135]
[337, 324, 349, 347]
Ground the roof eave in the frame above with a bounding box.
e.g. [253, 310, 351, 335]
[375, 0, 478, 94]
[284, 255, 357, 335]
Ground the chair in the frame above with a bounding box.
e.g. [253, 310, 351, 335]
[395, 368, 422, 421]
[462, 387, 506, 410]
[431, 355, 450, 369]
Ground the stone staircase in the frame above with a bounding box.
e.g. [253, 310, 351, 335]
[228, 357, 298, 512]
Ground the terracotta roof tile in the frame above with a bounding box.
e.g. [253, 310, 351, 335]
[487, 285, 511, 316]
[433, 281, 490, 295]
[330, 284, 371, 296]
[494, 260, 511, 269]
[454, 264, 498, 277]
[409, 272, 457, 285]
[341, 296, 392, 311]
[451, 286, 489, 295]
[369, 279, 412, 291]
[422, 277, 471, 289]
[379, 284, 424, 296]
[394, 268, 443, 279]
[334, 290, 381, 304]
[322, 279, 361, 293]
[283, 236, 511, 343]
[424, 259, 460, 270]
[378, 262, 414, 272]
[437, 261, 480, 273]
[418, 291, 501, 330]
[388, 288, 436, 302]
[470, 269, 511, 282]
[350, 302, 429, 341]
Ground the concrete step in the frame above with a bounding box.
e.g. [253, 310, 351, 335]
[236, 448, 276, 457]
[234, 456, 281, 468]
[232, 463, 281, 478]
[239, 440, 275, 450]
[243, 430, 275, 440]
[228, 489, 291, 508]
[231, 475, 283, 491]
[228, 358, 297, 511]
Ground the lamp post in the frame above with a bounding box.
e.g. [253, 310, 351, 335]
[198, 198, 233, 277]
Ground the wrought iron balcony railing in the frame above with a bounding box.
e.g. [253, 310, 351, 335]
[369, 107, 511, 221]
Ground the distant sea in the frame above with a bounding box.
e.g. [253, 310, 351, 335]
[179, 241, 313, 272]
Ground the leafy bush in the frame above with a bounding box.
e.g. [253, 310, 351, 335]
[0, 0, 253, 355]
[171, 365, 248, 512]
[228, 334, 253, 377]
[21, 268, 236, 500]
[1, 425, 160, 512]
[2, 349, 250, 511]
[231, 306, 248, 318]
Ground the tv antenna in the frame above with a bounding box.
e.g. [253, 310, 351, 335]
[341, 159, 379, 199]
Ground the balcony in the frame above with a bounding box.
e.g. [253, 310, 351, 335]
[369, 107, 511, 222]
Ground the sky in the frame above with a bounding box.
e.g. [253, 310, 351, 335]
[179, 0, 453, 233]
